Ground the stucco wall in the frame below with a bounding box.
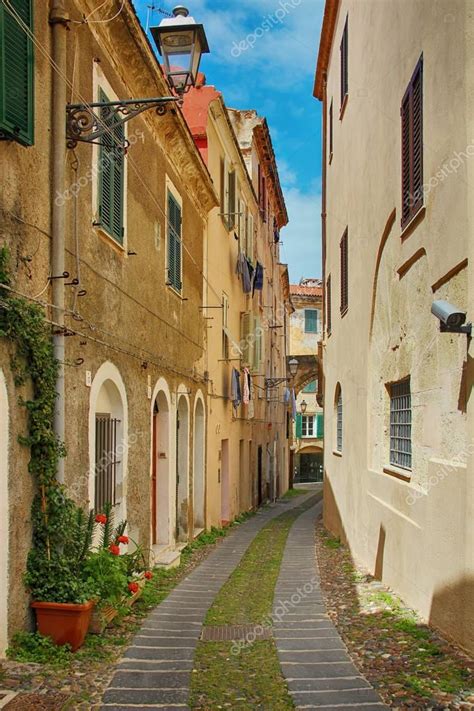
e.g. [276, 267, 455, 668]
[321, 0, 473, 652]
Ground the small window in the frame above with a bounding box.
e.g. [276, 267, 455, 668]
[302, 415, 315, 438]
[326, 274, 332, 335]
[390, 378, 412, 470]
[303, 380, 317, 393]
[95, 414, 121, 512]
[0, 0, 34, 146]
[340, 17, 348, 109]
[401, 56, 423, 228]
[329, 99, 333, 160]
[98, 88, 125, 244]
[167, 189, 182, 292]
[340, 229, 348, 314]
[335, 385, 342, 452]
[305, 309, 318, 333]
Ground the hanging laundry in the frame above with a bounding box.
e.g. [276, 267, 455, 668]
[247, 258, 255, 293]
[291, 387, 297, 421]
[236, 251, 252, 293]
[284, 387, 291, 404]
[248, 375, 255, 419]
[231, 367, 242, 410]
[243, 367, 250, 405]
[253, 261, 264, 294]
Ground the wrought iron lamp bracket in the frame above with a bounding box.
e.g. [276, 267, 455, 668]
[265, 377, 290, 389]
[65, 97, 178, 149]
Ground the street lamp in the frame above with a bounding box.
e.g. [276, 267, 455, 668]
[300, 400, 307, 414]
[151, 6, 210, 97]
[288, 358, 299, 377]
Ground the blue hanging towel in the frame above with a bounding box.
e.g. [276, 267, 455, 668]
[253, 262, 264, 293]
[231, 367, 242, 409]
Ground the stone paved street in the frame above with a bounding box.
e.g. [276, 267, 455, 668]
[273, 502, 386, 710]
[100, 489, 385, 710]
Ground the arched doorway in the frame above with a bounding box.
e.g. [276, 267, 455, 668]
[176, 393, 189, 541]
[193, 395, 205, 533]
[151, 386, 170, 546]
[0, 370, 9, 657]
[89, 363, 128, 523]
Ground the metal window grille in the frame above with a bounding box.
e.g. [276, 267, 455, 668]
[336, 390, 343, 451]
[390, 379, 412, 470]
[302, 415, 315, 438]
[95, 415, 121, 512]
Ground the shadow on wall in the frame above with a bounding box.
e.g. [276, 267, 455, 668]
[323, 474, 474, 656]
[430, 577, 474, 655]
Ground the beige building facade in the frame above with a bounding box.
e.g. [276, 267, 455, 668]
[183, 87, 291, 526]
[0, 0, 217, 653]
[314, 0, 473, 652]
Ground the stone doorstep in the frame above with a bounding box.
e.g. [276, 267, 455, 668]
[200, 625, 273, 641]
[152, 545, 181, 570]
[0, 691, 18, 709]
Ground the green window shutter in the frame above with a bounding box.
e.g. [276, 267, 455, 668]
[295, 413, 302, 438]
[240, 312, 253, 366]
[0, 0, 34, 146]
[98, 89, 124, 244]
[305, 309, 318, 333]
[228, 170, 236, 230]
[167, 191, 182, 291]
[316, 413, 324, 438]
[253, 316, 262, 371]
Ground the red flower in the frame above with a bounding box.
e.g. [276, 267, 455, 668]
[117, 535, 129, 544]
[95, 514, 107, 524]
[128, 581, 139, 594]
[144, 571, 153, 580]
[109, 544, 120, 556]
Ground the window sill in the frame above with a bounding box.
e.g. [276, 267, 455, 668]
[383, 465, 411, 482]
[332, 449, 342, 457]
[166, 283, 185, 300]
[94, 225, 126, 255]
[339, 94, 348, 120]
[400, 205, 425, 242]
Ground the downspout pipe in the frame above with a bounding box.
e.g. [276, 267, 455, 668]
[49, 0, 69, 483]
[318, 73, 328, 411]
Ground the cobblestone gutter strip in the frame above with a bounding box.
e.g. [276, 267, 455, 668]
[274, 502, 387, 710]
[316, 519, 474, 710]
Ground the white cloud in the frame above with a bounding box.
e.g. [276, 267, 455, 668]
[280, 186, 321, 282]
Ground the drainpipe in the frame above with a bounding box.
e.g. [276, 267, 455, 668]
[49, 0, 69, 483]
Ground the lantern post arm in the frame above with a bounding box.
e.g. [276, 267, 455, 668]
[65, 96, 179, 149]
[265, 376, 293, 389]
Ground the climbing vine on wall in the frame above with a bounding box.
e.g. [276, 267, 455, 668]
[0, 246, 68, 560]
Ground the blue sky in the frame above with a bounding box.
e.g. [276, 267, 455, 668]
[134, 0, 324, 283]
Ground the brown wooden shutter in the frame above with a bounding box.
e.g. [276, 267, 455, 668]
[340, 229, 348, 314]
[329, 99, 333, 158]
[401, 56, 423, 228]
[340, 17, 348, 107]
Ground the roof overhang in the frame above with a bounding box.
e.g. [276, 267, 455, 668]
[313, 0, 340, 100]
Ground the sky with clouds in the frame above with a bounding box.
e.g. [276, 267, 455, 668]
[134, 0, 324, 283]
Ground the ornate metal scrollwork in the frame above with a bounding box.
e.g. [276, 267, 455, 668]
[65, 97, 178, 149]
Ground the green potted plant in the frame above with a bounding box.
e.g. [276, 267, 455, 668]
[26, 499, 97, 651]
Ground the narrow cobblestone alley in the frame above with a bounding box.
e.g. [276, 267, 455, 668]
[99, 488, 384, 710]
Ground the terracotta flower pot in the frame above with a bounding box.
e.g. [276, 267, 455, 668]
[31, 600, 94, 651]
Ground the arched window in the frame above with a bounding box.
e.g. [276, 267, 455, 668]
[335, 384, 343, 453]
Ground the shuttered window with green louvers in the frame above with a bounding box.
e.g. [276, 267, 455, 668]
[98, 89, 124, 244]
[167, 190, 182, 292]
[0, 0, 34, 146]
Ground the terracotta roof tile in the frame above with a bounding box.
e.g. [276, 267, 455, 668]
[290, 284, 323, 297]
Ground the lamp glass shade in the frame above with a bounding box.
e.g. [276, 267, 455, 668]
[288, 359, 298, 377]
[150, 8, 209, 94]
[300, 400, 307, 414]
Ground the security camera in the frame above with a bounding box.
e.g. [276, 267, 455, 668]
[431, 300, 472, 336]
